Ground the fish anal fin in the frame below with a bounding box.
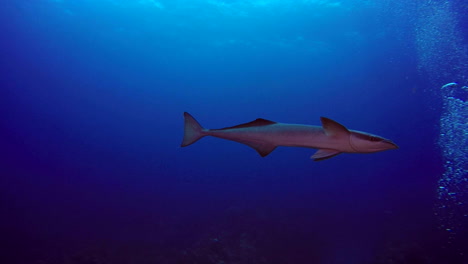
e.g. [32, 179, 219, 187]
[320, 117, 349, 137]
[239, 140, 277, 157]
[214, 118, 276, 131]
[311, 149, 341, 161]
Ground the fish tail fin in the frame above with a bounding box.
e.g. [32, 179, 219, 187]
[181, 112, 206, 147]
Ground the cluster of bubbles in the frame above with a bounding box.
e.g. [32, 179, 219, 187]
[436, 82, 467, 251]
[414, 0, 467, 259]
[415, 1, 468, 86]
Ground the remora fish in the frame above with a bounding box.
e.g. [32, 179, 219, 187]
[181, 112, 398, 161]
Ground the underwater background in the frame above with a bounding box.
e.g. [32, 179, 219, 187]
[1, 0, 467, 263]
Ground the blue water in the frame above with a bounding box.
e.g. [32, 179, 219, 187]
[1, 1, 466, 263]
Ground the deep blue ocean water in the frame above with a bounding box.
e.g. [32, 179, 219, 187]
[1, 1, 467, 263]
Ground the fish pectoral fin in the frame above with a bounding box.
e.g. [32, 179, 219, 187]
[239, 140, 277, 157]
[311, 149, 341, 161]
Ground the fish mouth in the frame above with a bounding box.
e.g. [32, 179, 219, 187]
[383, 139, 399, 149]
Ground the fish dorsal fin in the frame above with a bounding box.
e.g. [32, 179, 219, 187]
[320, 117, 349, 137]
[311, 149, 341, 161]
[238, 140, 277, 157]
[216, 118, 276, 130]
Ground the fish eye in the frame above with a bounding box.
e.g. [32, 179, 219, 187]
[355, 133, 382, 142]
[370, 136, 385, 142]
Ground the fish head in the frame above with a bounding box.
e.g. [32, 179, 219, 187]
[349, 130, 398, 153]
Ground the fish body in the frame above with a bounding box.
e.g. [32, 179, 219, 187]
[181, 112, 398, 161]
